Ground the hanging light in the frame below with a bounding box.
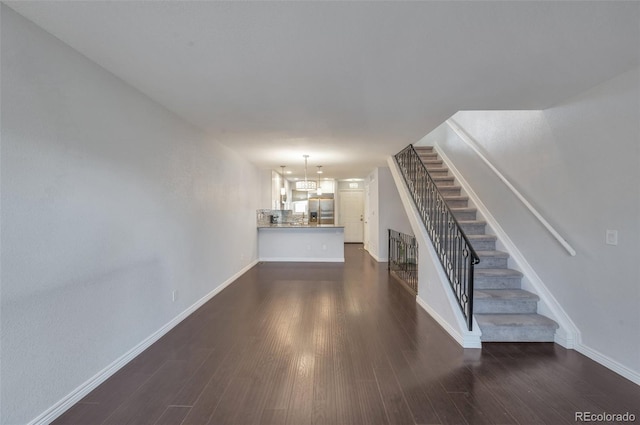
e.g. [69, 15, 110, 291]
[280, 166, 286, 197]
[316, 166, 323, 196]
[295, 155, 317, 191]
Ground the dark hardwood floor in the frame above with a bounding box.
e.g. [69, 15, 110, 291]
[54, 244, 640, 425]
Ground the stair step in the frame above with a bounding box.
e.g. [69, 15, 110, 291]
[423, 160, 444, 167]
[474, 289, 539, 314]
[427, 168, 449, 177]
[475, 250, 509, 269]
[418, 152, 438, 159]
[433, 176, 456, 186]
[457, 220, 486, 235]
[450, 207, 477, 221]
[414, 146, 434, 152]
[437, 185, 462, 196]
[474, 268, 523, 289]
[476, 314, 558, 342]
[443, 195, 469, 208]
[466, 234, 496, 251]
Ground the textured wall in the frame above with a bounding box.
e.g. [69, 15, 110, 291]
[378, 167, 413, 260]
[365, 167, 412, 261]
[1, 7, 260, 424]
[425, 67, 640, 380]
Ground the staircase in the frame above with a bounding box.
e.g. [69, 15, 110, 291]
[414, 146, 558, 342]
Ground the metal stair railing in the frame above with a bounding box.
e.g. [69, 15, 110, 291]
[395, 145, 479, 331]
[388, 229, 418, 294]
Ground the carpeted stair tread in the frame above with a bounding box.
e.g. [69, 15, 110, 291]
[476, 313, 558, 328]
[476, 314, 558, 341]
[432, 176, 455, 184]
[474, 268, 522, 278]
[465, 234, 496, 241]
[450, 207, 477, 213]
[423, 160, 444, 166]
[476, 250, 510, 258]
[474, 289, 539, 314]
[443, 195, 468, 200]
[474, 289, 539, 301]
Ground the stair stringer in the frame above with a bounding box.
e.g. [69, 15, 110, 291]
[432, 144, 579, 349]
[387, 156, 483, 348]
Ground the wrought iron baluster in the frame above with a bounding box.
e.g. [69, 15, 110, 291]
[394, 145, 479, 331]
[388, 228, 419, 294]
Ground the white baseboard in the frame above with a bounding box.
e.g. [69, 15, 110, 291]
[366, 250, 386, 262]
[554, 330, 577, 349]
[416, 296, 482, 349]
[28, 259, 259, 425]
[575, 342, 640, 386]
[259, 257, 344, 262]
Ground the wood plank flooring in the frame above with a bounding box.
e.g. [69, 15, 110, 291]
[54, 244, 640, 425]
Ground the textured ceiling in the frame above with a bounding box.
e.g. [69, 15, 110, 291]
[6, 1, 640, 180]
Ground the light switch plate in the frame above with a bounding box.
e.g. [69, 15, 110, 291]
[606, 230, 618, 246]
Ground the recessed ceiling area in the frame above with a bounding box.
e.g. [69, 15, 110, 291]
[5, 1, 639, 181]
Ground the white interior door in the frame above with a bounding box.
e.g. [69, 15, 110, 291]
[339, 190, 364, 243]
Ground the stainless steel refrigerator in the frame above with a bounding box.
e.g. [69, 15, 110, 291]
[308, 194, 334, 224]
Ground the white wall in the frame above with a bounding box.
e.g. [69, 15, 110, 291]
[365, 167, 412, 261]
[0, 7, 261, 424]
[364, 170, 379, 255]
[259, 168, 273, 208]
[423, 67, 640, 381]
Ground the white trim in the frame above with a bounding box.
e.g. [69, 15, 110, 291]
[259, 257, 344, 262]
[435, 145, 580, 349]
[416, 296, 482, 349]
[366, 249, 386, 262]
[554, 330, 577, 349]
[574, 342, 640, 386]
[27, 259, 259, 425]
[446, 119, 576, 257]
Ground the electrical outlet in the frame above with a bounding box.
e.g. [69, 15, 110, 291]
[322, 244, 327, 251]
[606, 230, 618, 246]
[172, 290, 178, 302]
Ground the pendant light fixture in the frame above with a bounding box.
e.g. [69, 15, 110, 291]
[295, 155, 317, 191]
[316, 166, 323, 196]
[280, 166, 286, 196]
[280, 166, 287, 205]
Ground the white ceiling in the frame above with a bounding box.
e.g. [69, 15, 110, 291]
[6, 1, 639, 180]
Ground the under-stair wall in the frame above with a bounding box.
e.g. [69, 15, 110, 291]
[415, 68, 640, 384]
[387, 157, 483, 348]
[365, 167, 413, 262]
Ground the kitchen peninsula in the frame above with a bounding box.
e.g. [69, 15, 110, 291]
[257, 210, 344, 262]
